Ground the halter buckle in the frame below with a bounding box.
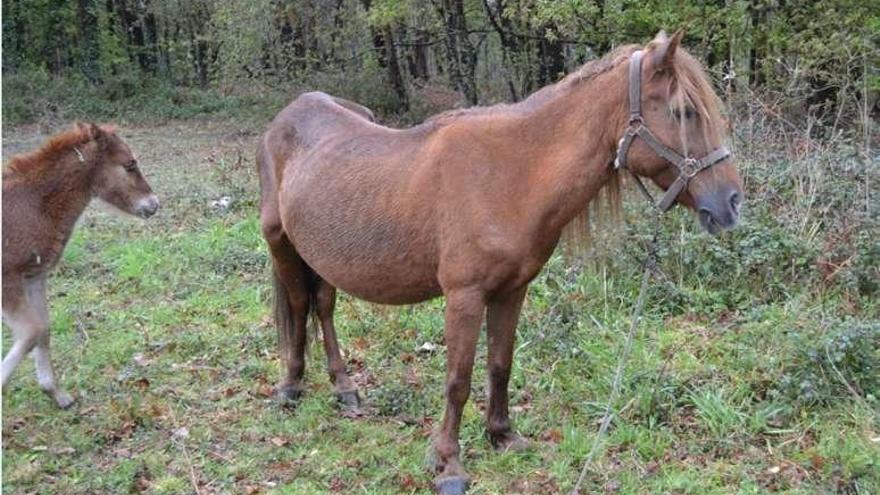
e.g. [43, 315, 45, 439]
[629, 114, 644, 126]
[680, 158, 699, 178]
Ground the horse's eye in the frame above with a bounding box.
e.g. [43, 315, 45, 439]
[124, 160, 137, 172]
[671, 107, 697, 121]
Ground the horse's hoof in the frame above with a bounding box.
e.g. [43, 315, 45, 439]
[275, 385, 304, 407]
[53, 391, 75, 409]
[434, 475, 470, 495]
[491, 432, 531, 452]
[335, 390, 361, 410]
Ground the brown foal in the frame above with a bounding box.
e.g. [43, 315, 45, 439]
[2, 123, 158, 408]
[258, 31, 743, 494]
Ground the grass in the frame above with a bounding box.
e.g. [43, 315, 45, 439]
[2, 121, 878, 494]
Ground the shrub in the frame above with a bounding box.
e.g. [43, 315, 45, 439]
[772, 320, 879, 407]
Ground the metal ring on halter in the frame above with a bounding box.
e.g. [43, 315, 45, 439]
[679, 158, 699, 178]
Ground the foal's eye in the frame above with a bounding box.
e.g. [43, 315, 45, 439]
[124, 160, 137, 172]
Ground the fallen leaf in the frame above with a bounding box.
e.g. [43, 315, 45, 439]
[767, 465, 781, 474]
[417, 342, 438, 353]
[269, 436, 288, 447]
[540, 428, 562, 443]
[329, 476, 345, 492]
[399, 473, 417, 491]
[604, 479, 621, 493]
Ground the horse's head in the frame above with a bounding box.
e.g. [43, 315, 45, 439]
[81, 123, 159, 219]
[617, 31, 743, 234]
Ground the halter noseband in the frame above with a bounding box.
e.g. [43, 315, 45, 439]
[613, 50, 730, 211]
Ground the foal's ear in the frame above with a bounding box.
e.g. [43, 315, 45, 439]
[648, 29, 684, 72]
[76, 121, 93, 137]
[89, 123, 111, 145]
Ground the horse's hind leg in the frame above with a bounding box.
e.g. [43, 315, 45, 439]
[266, 234, 311, 405]
[314, 279, 359, 408]
[2, 276, 74, 408]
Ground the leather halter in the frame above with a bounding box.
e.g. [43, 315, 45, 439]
[614, 50, 730, 211]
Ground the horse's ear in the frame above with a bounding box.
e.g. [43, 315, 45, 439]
[90, 123, 109, 144]
[649, 29, 684, 72]
[76, 122, 92, 137]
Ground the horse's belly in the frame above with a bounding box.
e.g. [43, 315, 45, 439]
[293, 228, 442, 304]
[304, 251, 442, 305]
[281, 188, 441, 305]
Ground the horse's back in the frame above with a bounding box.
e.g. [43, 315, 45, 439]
[260, 93, 443, 304]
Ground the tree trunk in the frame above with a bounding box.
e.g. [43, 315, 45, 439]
[435, 0, 478, 105]
[77, 0, 101, 82]
[407, 28, 430, 81]
[537, 24, 564, 86]
[383, 25, 409, 111]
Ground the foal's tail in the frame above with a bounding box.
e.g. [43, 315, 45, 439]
[272, 268, 318, 363]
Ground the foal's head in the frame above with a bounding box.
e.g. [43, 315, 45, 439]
[81, 123, 159, 218]
[620, 31, 743, 234]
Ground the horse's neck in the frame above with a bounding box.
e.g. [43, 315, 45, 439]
[514, 74, 626, 236]
[32, 154, 94, 237]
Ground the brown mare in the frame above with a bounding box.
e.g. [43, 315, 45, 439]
[258, 31, 743, 494]
[2, 123, 158, 408]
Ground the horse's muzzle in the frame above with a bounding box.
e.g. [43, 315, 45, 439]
[136, 194, 160, 218]
[697, 189, 742, 235]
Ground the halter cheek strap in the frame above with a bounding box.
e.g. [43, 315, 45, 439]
[73, 146, 86, 164]
[614, 50, 730, 212]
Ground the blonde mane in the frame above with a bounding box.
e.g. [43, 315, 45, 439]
[662, 45, 726, 151]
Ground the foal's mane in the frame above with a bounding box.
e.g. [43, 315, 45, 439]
[3, 124, 116, 179]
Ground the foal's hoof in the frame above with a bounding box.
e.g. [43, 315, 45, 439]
[53, 391, 75, 410]
[434, 475, 470, 495]
[275, 385, 304, 407]
[335, 390, 361, 410]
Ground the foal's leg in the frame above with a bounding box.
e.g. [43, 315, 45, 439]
[2, 276, 74, 408]
[2, 276, 40, 386]
[314, 280, 359, 408]
[433, 287, 485, 495]
[485, 286, 529, 451]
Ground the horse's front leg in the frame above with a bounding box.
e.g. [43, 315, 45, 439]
[486, 285, 530, 451]
[433, 287, 485, 495]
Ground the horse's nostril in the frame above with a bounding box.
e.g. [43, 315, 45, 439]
[729, 192, 742, 213]
[698, 208, 714, 224]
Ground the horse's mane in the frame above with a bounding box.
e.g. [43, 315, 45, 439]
[426, 44, 639, 125]
[665, 48, 726, 149]
[3, 124, 116, 179]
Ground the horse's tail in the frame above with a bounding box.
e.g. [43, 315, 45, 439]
[272, 268, 295, 366]
[273, 267, 319, 364]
